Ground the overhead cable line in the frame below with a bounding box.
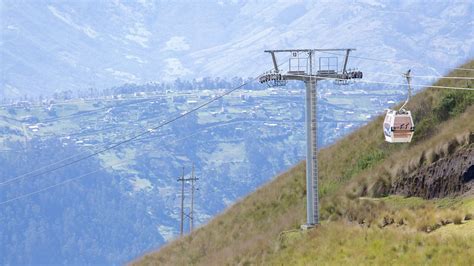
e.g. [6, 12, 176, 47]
[452, 67, 474, 71]
[0, 92, 244, 187]
[135, 119, 306, 143]
[0, 83, 246, 186]
[0, 119, 292, 205]
[0, 59, 289, 188]
[317, 50, 407, 65]
[355, 79, 474, 91]
[3, 56, 470, 203]
[0, 93, 239, 186]
[0, 148, 95, 186]
[289, 74, 474, 91]
[317, 50, 474, 73]
[363, 71, 474, 80]
[0, 119, 301, 205]
[0, 162, 129, 205]
[38, 93, 204, 124]
[5, 93, 168, 125]
[0, 90, 304, 205]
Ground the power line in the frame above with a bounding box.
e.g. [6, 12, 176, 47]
[316, 50, 474, 73]
[3, 73, 470, 187]
[0, 93, 217, 187]
[3, 55, 469, 204]
[453, 67, 474, 71]
[316, 50, 404, 65]
[0, 149, 93, 186]
[36, 93, 198, 124]
[4, 93, 173, 125]
[0, 82, 248, 187]
[140, 120, 291, 143]
[363, 71, 474, 80]
[1, 120, 161, 186]
[5, 89, 271, 159]
[0, 95, 226, 187]
[355, 79, 474, 91]
[2, 78, 467, 205]
[34, 90, 229, 140]
[0, 114, 349, 205]
[0, 58, 289, 190]
[0, 162, 128, 205]
[289, 73, 474, 91]
[0, 120, 294, 205]
[0, 100, 296, 205]
[2, 96, 291, 187]
[0, 118, 218, 204]
[409, 75, 474, 80]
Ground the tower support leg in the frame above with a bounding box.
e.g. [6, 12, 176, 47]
[302, 79, 319, 229]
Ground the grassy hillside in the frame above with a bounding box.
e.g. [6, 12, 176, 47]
[134, 61, 474, 265]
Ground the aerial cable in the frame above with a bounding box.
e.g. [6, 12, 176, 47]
[5, 92, 184, 124]
[363, 71, 474, 80]
[316, 50, 474, 73]
[0, 112, 171, 186]
[0, 95, 304, 205]
[0, 83, 247, 186]
[5, 87, 272, 150]
[316, 50, 406, 65]
[0, 120, 290, 205]
[289, 74, 474, 91]
[0, 120, 298, 205]
[356, 79, 474, 91]
[38, 93, 201, 124]
[452, 67, 474, 71]
[0, 97, 221, 187]
[136, 119, 305, 144]
[3, 55, 470, 202]
[0, 149, 93, 186]
[0, 162, 129, 205]
[0, 58, 290, 187]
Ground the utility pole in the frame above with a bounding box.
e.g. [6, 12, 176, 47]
[176, 164, 199, 236]
[190, 163, 195, 232]
[260, 49, 362, 229]
[178, 167, 185, 236]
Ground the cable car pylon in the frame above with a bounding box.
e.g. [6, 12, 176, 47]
[260, 49, 363, 229]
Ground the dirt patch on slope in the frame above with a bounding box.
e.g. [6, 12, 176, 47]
[390, 148, 474, 199]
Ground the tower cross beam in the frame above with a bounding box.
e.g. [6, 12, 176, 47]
[264, 48, 356, 53]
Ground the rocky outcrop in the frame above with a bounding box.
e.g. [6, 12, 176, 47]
[390, 148, 473, 199]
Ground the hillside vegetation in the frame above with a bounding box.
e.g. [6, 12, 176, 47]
[135, 61, 474, 265]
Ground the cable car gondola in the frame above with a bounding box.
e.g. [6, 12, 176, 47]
[383, 70, 415, 143]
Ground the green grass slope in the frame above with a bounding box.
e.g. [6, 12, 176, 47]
[134, 61, 474, 265]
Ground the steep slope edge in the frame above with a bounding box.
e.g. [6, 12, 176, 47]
[134, 61, 474, 265]
[391, 146, 473, 199]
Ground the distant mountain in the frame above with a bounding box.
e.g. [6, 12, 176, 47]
[1, 0, 473, 97]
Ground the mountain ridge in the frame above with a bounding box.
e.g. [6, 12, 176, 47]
[2, 0, 473, 96]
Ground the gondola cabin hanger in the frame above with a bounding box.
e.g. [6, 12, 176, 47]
[383, 70, 415, 143]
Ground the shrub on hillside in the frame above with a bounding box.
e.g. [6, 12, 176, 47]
[465, 213, 473, 221]
[453, 215, 463, 225]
